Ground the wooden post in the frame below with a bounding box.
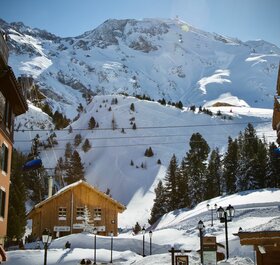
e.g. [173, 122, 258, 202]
[171, 247, 175, 265]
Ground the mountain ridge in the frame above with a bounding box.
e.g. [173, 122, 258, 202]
[1, 18, 279, 119]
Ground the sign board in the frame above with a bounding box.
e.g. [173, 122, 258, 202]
[203, 251, 217, 265]
[175, 255, 188, 265]
[54, 226, 70, 232]
[73, 223, 85, 229]
[203, 236, 217, 251]
[203, 236, 217, 265]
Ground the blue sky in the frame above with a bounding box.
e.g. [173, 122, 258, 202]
[1, 0, 280, 47]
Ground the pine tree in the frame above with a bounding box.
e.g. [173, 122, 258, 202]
[74, 134, 82, 147]
[148, 180, 167, 225]
[267, 142, 280, 188]
[236, 123, 260, 191]
[65, 150, 85, 185]
[253, 138, 268, 189]
[164, 154, 181, 212]
[88, 116, 96, 129]
[177, 159, 190, 208]
[130, 103, 135, 112]
[205, 148, 222, 199]
[7, 150, 27, 243]
[184, 133, 210, 206]
[133, 222, 142, 235]
[82, 139, 92, 152]
[144, 147, 154, 157]
[223, 137, 239, 194]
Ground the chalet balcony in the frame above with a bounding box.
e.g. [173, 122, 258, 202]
[0, 31, 8, 67]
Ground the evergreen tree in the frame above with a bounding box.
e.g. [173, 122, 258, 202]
[65, 142, 73, 161]
[184, 133, 210, 206]
[7, 150, 27, 243]
[112, 113, 117, 130]
[148, 180, 167, 225]
[130, 103, 135, 112]
[254, 138, 268, 189]
[88, 116, 96, 129]
[65, 150, 85, 185]
[267, 142, 280, 188]
[205, 148, 222, 199]
[74, 134, 82, 147]
[133, 222, 142, 235]
[82, 139, 92, 152]
[177, 159, 190, 208]
[164, 154, 181, 212]
[144, 147, 154, 157]
[236, 123, 260, 191]
[223, 137, 239, 194]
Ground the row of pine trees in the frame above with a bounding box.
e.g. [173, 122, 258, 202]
[149, 123, 280, 225]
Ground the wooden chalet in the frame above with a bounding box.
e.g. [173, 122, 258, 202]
[272, 63, 280, 143]
[236, 230, 280, 265]
[27, 180, 126, 239]
[0, 29, 28, 260]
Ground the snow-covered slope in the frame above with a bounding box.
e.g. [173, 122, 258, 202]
[14, 95, 273, 226]
[1, 18, 279, 118]
[6, 189, 280, 264]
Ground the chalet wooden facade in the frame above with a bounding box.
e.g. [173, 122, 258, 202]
[27, 180, 126, 239]
[272, 63, 280, 143]
[236, 231, 280, 265]
[0, 29, 28, 258]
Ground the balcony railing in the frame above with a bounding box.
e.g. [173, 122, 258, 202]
[0, 31, 8, 67]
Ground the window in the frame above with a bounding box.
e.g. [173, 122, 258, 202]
[76, 207, 84, 220]
[94, 208, 102, 221]
[1, 143, 8, 174]
[58, 207, 67, 220]
[4, 101, 13, 133]
[0, 189, 6, 219]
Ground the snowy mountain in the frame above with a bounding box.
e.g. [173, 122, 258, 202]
[1, 18, 279, 226]
[1, 18, 280, 117]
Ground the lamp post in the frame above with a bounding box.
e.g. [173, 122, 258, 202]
[216, 204, 235, 260]
[207, 203, 217, 226]
[149, 231, 153, 255]
[42, 228, 52, 265]
[142, 227, 145, 257]
[197, 220, 204, 265]
[110, 231, 113, 263]
[93, 228, 97, 264]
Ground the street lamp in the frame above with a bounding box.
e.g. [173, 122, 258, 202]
[93, 228, 97, 264]
[110, 231, 113, 264]
[142, 227, 145, 257]
[42, 228, 52, 265]
[217, 204, 235, 260]
[149, 231, 153, 255]
[207, 203, 217, 226]
[197, 220, 204, 265]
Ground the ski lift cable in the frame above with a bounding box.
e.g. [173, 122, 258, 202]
[14, 119, 271, 133]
